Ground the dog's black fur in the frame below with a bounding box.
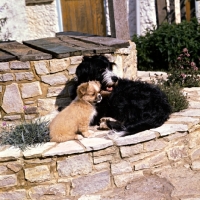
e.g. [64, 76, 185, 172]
[72, 55, 171, 136]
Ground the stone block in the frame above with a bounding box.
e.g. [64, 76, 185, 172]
[29, 183, 66, 199]
[15, 72, 34, 81]
[151, 124, 188, 137]
[70, 56, 83, 64]
[93, 163, 110, 171]
[144, 139, 167, 152]
[49, 59, 68, 73]
[2, 83, 23, 113]
[0, 62, 10, 72]
[0, 165, 8, 174]
[80, 137, 113, 151]
[167, 116, 200, 127]
[47, 86, 66, 97]
[149, 152, 169, 167]
[159, 167, 200, 197]
[42, 141, 85, 157]
[21, 81, 42, 98]
[191, 147, 200, 160]
[3, 115, 21, 121]
[191, 160, 200, 170]
[0, 73, 14, 82]
[111, 161, 132, 175]
[78, 195, 101, 200]
[67, 64, 78, 74]
[128, 152, 154, 163]
[134, 160, 150, 171]
[37, 98, 57, 116]
[120, 144, 143, 158]
[0, 189, 27, 200]
[7, 163, 22, 172]
[0, 174, 17, 188]
[172, 108, 200, 118]
[23, 142, 56, 159]
[114, 130, 157, 146]
[93, 155, 113, 164]
[71, 171, 110, 196]
[0, 146, 22, 162]
[24, 165, 50, 183]
[167, 146, 188, 161]
[93, 146, 116, 157]
[113, 171, 144, 187]
[41, 73, 68, 85]
[33, 60, 49, 75]
[57, 154, 92, 177]
[10, 61, 30, 69]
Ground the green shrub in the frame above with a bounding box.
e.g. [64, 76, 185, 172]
[0, 119, 50, 150]
[167, 48, 200, 87]
[132, 18, 200, 71]
[158, 83, 189, 113]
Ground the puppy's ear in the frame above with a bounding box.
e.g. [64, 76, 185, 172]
[77, 82, 88, 97]
[95, 81, 101, 88]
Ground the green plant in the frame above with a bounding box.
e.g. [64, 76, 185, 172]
[167, 48, 200, 87]
[158, 83, 189, 113]
[132, 18, 200, 71]
[0, 119, 50, 150]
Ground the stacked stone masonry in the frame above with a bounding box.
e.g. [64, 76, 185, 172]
[0, 86, 200, 199]
[0, 41, 137, 122]
[1, 39, 200, 198]
[1, 75, 200, 199]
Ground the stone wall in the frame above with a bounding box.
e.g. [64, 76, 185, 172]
[0, 90, 200, 199]
[0, 42, 137, 122]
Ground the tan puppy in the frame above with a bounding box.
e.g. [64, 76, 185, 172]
[49, 81, 102, 142]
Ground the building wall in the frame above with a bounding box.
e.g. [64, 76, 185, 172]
[0, 0, 59, 42]
[25, 0, 59, 41]
[0, 0, 28, 41]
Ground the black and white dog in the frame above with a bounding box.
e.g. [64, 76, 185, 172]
[72, 55, 171, 137]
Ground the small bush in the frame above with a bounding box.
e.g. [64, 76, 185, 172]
[0, 119, 50, 150]
[132, 18, 200, 71]
[167, 48, 200, 87]
[158, 82, 189, 113]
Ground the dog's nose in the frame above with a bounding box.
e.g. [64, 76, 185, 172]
[111, 76, 118, 82]
[97, 93, 102, 103]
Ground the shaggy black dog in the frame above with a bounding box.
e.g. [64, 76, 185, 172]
[72, 55, 171, 137]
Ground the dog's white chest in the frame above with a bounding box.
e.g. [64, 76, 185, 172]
[90, 108, 97, 122]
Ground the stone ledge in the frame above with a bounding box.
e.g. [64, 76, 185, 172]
[0, 107, 199, 161]
[0, 86, 200, 161]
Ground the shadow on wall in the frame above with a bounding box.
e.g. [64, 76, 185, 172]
[55, 79, 77, 111]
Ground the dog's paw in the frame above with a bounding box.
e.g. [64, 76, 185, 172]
[100, 117, 116, 123]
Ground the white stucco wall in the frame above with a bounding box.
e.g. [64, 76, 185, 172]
[0, 0, 59, 42]
[25, 0, 59, 40]
[0, 0, 28, 42]
[139, 0, 157, 35]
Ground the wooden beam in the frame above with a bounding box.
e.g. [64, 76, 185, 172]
[186, 0, 191, 21]
[25, 0, 54, 5]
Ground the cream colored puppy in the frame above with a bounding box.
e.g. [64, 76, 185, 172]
[49, 81, 102, 142]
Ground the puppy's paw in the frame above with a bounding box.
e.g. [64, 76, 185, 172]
[82, 131, 94, 138]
